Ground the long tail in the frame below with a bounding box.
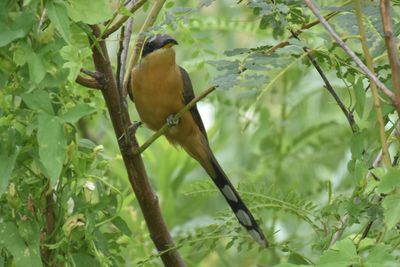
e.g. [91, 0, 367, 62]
[179, 132, 268, 247]
[208, 153, 268, 247]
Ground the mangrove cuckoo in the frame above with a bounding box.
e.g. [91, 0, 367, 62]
[129, 34, 268, 247]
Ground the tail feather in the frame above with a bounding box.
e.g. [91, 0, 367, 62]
[209, 154, 268, 247]
[180, 133, 268, 247]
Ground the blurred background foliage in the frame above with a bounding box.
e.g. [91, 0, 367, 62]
[1, 0, 400, 266]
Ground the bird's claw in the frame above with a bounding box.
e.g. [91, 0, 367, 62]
[129, 121, 143, 133]
[166, 114, 180, 127]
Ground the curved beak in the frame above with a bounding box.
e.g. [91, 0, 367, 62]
[161, 37, 178, 48]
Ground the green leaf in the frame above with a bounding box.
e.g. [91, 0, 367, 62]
[354, 160, 368, 185]
[21, 45, 47, 84]
[0, 146, 19, 196]
[288, 252, 310, 265]
[112, 216, 132, 236]
[382, 193, 400, 229]
[46, 0, 70, 42]
[61, 103, 96, 123]
[364, 244, 397, 267]
[67, 0, 113, 24]
[37, 112, 67, 185]
[350, 132, 364, 159]
[71, 253, 97, 266]
[0, 12, 35, 47]
[22, 89, 54, 114]
[377, 168, 400, 194]
[60, 45, 92, 82]
[317, 238, 359, 267]
[17, 220, 40, 249]
[354, 78, 365, 118]
[0, 222, 42, 267]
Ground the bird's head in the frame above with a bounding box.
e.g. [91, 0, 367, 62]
[141, 34, 179, 58]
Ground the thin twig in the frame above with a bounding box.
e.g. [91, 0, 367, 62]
[291, 30, 357, 133]
[116, 17, 134, 157]
[116, 25, 125, 91]
[134, 85, 217, 155]
[116, 24, 130, 147]
[355, 0, 391, 166]
[103, 0, 148, 39]
[380, 0, 400, 112]
[361, 220, 374, 239]
[37, 8, 47, 34]
[258, 0, 353, 58]
[123, 0, 168, 93]
[75, 75, 101, 89]
[304, 0, 395, 101]
[257, 11, 340, 60]
[120, 18, 134, 90]
[329, 215, 349, 247]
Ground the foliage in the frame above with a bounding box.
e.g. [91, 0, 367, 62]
[1, 0, 400, 266]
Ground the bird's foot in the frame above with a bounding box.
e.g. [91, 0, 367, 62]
[130, 121, 143, 133]
[118, 121, 142, 155]
[166, 114, 180, 127]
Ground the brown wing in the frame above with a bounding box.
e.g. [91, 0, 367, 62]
[179, 66, 209, 142]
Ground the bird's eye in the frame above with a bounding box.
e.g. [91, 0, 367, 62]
[147, 42, 154, 50]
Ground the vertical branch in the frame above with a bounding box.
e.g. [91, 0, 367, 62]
[88, 24, 186, 267]
[120, 17, 134, 90]
[355, 0, 391, 166]
[380, 0, 400, 110]
[123, 0, 168, 93]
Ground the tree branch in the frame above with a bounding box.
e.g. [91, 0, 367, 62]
[290, 30, 358, 133]
[380, 0, 400, 111]
[304, 0, 395, 101]
[75, 75, 101, 89]
[134, 85, 217, 155]
[87, 24, 186, 267]
[355, 0, 391, 166]
[102, 0, 148, 39]
[118, 18, 133, 92]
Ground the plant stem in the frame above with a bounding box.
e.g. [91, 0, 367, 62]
[103, 0, 148, 38]
[380, 0, 400, 118]
[355, 0, 391, 166]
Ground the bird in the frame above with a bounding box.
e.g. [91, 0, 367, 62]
[129, 34, 268, 247]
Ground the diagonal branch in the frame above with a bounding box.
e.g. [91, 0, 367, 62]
[290, 29, 357, 133]
[304, 0, 395, 101]
[134, 85, 217, 155]
[102, 0, 148, 39]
